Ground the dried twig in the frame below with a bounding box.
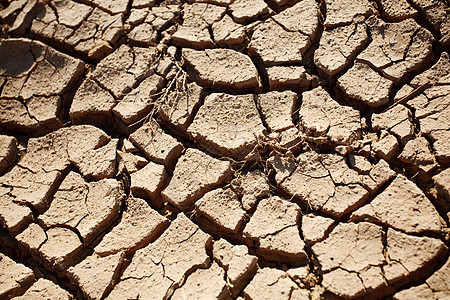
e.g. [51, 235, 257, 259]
[382, 82, 430, 113]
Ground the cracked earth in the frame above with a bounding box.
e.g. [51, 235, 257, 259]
[0, 0, 449, 299]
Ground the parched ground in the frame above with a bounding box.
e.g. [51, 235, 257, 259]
[0, 0, 449, 299]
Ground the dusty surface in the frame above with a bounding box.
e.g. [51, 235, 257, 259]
[0, 0, 449, 299]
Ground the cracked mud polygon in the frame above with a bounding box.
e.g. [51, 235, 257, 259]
[0, 0, 450, 299]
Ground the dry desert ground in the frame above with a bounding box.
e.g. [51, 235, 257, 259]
[0, 0, 450, 299]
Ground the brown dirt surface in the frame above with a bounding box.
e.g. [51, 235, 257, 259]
[0, 0, 450, 299]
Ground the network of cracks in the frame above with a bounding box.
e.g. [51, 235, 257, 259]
[0, 0, 450, 299]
